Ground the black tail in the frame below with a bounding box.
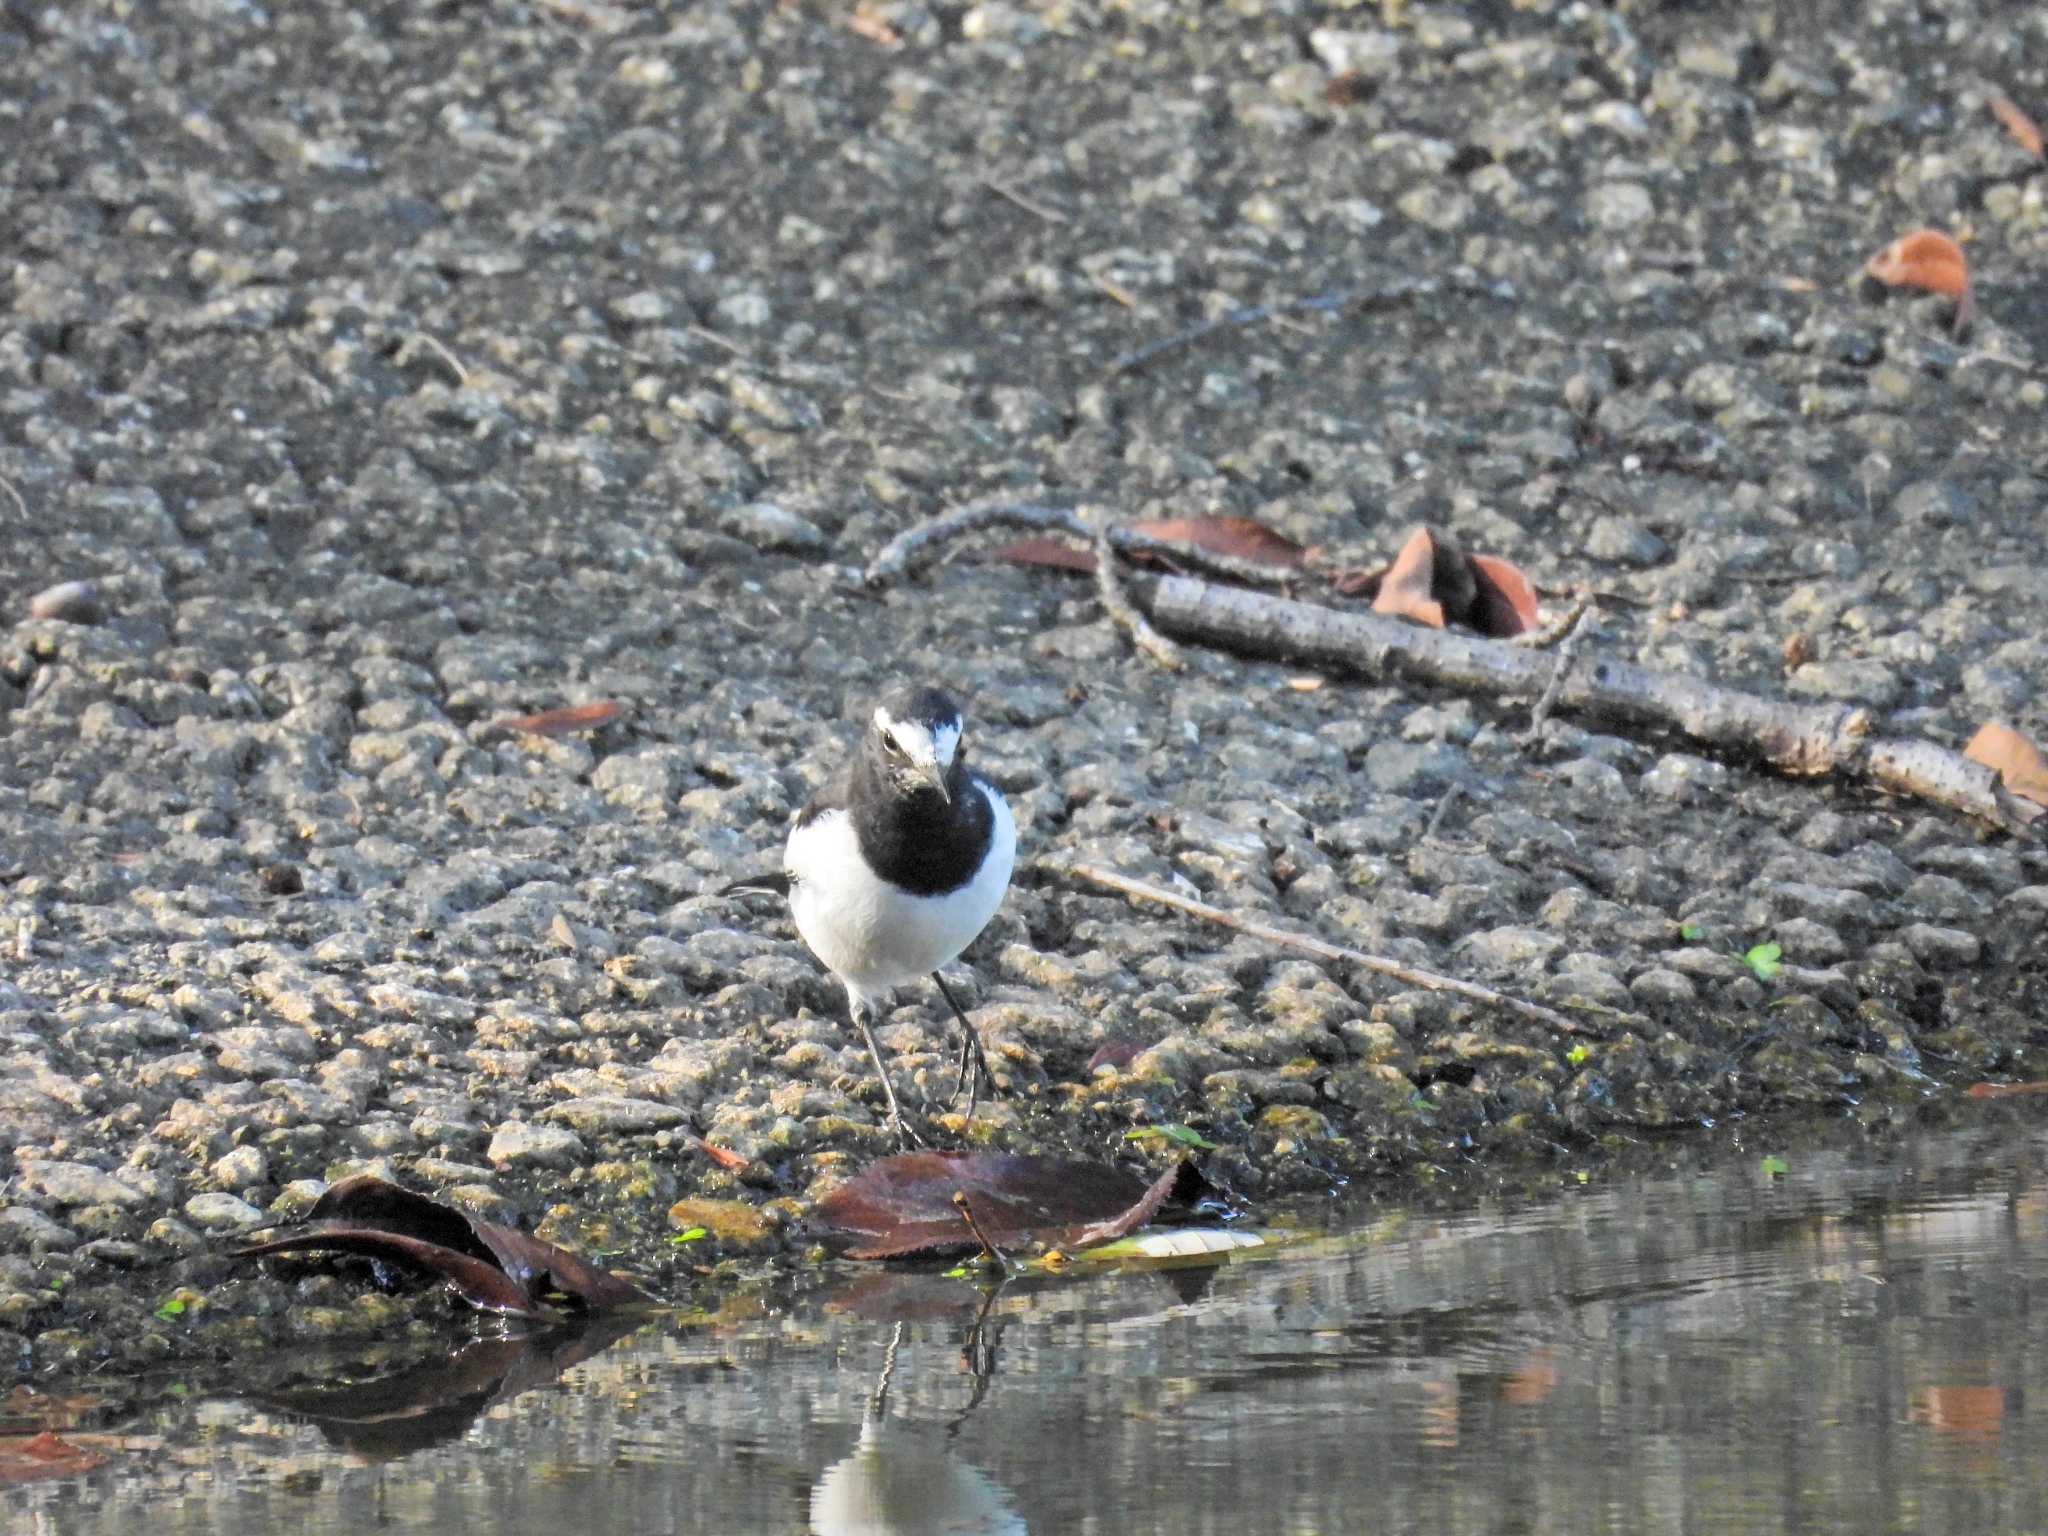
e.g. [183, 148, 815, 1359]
[718, 872, 791, 898]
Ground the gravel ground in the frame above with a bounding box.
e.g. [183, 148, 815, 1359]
[4, 0, 2048, 1382]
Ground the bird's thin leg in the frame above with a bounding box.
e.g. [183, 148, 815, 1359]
[930, 971, 998, 1115]
[851, 997, 925, 1148]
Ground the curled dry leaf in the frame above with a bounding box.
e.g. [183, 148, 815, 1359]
[1963, 720, 2048, 808]
[1468, 553, 1541, 635]
[493, 700, 624, 736]
[1990, 91, 2044, 159]
[1348, 526, 1538, 637]
[1864, 229, 1975, 336]
[1966, 1080, 2048, 1099]
[815, 1151, 1210, 1260]
[234, 1174, 653, 1318]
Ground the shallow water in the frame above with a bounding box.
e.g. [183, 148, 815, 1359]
[13, 1113, 2048, 1535]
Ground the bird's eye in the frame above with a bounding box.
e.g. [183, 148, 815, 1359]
[880, 735, 905, 757]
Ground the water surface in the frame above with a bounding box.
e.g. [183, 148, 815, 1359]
[12, 1113, 2048, 1534]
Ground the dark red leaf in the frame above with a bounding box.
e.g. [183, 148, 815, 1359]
[816, 1152, 1201, 1259]
[1468, 553, 1540, 637]
[235, 1229, 539, 1315]
[987, 537, 1097, 572]
[1350, 526, 1537, 635]
[234, 1174, 652, 1316]
[494, 701, 623, 736]
[1126, 516, 1310, 570]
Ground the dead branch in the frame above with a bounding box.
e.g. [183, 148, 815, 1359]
[1063, 862, 1613, 1038]
[1136, 575, 2040, 835]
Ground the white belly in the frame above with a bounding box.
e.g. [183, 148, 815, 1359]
[784, 781, 1015, 1007]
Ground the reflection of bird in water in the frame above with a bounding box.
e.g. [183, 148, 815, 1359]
[808, 1323, 1026, 1536]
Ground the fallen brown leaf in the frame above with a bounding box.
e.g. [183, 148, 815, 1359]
[493, 700, 623, 736]
[1130, 516, 1311, 569]
[1864, 229, 1975, 336]
[1966, 1080, 2048, 1099]
[1963, 720, 2048, 807]
[986, 536, 1097, 573]
[1353, 526, 1537, 637]
[1990, 91, 2044, 158]
[1369, 525, 1458, 627]
[815, 1152, 1207, 1260]
[1468, 553, 1540, 636]
[235, 1174, 653, 1317]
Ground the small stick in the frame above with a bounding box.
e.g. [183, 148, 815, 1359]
[979, 175, 1068, 225]
[1094, 528, 1182, 669]
[1064, 861, 1613, 1037]
[396, 333, 468, 386]
[1521, 606, 1594, 744]
[865, 500, 1182, 668]
[952, 1190, 1013, 1275]
[687, 325, 747, 357]
[1107, 526, 1302, 590]
[1091, 273, 1139, 308]
[1512, 597, 1592, 650]
[0, 474, 25, 520]
[1423, 783, 1463, 841]
[866, 499, 1089, 585]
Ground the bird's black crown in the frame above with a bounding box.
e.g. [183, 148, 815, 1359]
[874, 684, 961, 735]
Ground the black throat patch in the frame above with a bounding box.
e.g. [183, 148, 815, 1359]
[847, 749, 992, 897]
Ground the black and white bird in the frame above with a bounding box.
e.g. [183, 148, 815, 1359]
[724, 684, 1016, 1144]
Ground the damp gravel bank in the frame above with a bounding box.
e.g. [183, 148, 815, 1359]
[4, 0, 2048, 1385]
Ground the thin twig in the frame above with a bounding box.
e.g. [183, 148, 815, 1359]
[865, 500, 1182, 668]
[1521, 606, 1594, 744]
[0, 474, 25, 520]
[1107, 526, 1303, 590]
[1512, 597, 1592, 650]
[397, 333, 468, 387]
[1094, 528, 1182, 668]
[687, 325, 747, 357]
[1423, 783, 1463, 841]
[979, 175, 1068, 224]
[952, 1191, 1013, 1275]
[1091, 273, 1139, 309]
[1064, 862, 1613, 1037]
[866, 499, 1088, 584]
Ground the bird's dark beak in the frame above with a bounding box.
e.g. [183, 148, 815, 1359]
[921, 762, 951, 803]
